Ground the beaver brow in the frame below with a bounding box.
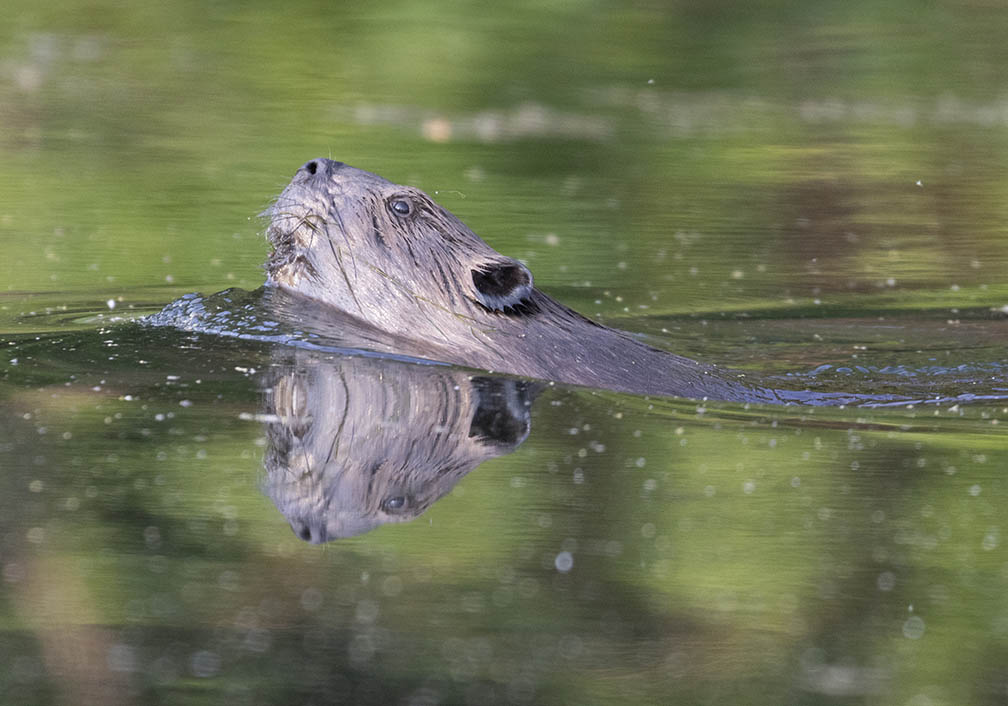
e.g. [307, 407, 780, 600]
[412, 200, 442, 222]
[427, 210, 463, 244]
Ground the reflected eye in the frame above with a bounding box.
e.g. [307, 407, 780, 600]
[382, 495, 409, 513]
[389, 199, 412, 217]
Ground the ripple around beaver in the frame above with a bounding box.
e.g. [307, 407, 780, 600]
[143, 285, 1008, 408]
[5, 300, 1006, 545]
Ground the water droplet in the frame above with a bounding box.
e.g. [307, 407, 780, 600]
[902, 616, 925, 639]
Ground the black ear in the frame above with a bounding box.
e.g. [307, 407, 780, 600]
[471, 259, 534, 311]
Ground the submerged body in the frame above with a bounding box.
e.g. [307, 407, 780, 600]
[265, 158, 769, 401]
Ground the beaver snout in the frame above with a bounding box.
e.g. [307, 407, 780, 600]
[293, 157, 344, 182]
[288, 518, 327, 543]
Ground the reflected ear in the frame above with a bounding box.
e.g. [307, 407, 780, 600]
[468, 377, 533, 448]
[471, 259, 534, 311]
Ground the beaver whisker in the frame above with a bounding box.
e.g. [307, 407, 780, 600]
[298, 439, 314, 480]
[327, 206, 360, 281]
[331, 243, 365, 317]
[265, 207, 322, 242]
[275, 205, 363, 312]
[327, 370, 351, 466]
[265, 209, 334, 284]
[257, 194, 285, 222]
[296, 214, 327, 283]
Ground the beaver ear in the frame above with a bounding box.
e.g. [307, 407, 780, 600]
[471, 259, 534, 311]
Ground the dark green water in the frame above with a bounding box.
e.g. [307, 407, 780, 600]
[3, 2, 1008, 704]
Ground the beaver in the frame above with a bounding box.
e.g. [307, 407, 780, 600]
[264, 348, 535, 541]
[265, 158, 772, 401]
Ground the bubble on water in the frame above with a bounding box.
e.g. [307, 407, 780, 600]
[983, 528, 1000, 551]
[877, 571, 896, 591]
[243, 627, 271, 653]
[300, 587, 323, 612]
[348, 633, 375, 666]
[190, 650, 221, 677]
[107, 643, 137, 672]
[382, 575, 404, 597]
[902, 616, 925, 639]
[3, 562, 24, 584]
[554, 551, 574, 573]
[218, 570, 239, 592]
[355, 599, 379, 623]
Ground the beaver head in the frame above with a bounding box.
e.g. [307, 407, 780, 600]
[265, 159, 535, 336]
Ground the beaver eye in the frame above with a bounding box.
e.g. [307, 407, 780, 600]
[382, 495, 409, 513]
[389, 199, 412, 217]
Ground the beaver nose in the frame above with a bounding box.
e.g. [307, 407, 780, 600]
[290, 519, 326, 543]
[294, 158, 344, 180]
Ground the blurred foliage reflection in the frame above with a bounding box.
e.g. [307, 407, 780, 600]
[3, 0, 1008, 703]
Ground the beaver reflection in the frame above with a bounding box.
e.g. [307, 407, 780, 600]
[262, 350, 537, 542]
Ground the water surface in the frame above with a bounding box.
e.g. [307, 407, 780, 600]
[3, 1, 1008, 704]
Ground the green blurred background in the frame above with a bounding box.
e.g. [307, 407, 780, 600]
[3, 1, 1008, 704]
